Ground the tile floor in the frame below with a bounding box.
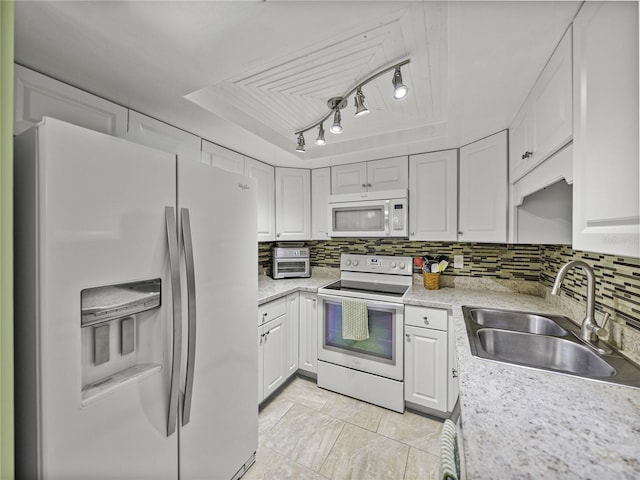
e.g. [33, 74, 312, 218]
[244, 376, 443, 480]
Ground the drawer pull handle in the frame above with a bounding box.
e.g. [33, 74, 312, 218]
[423, 316, 429, 324]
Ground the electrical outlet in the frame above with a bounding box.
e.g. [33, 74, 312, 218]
[454, 255, 464, 269]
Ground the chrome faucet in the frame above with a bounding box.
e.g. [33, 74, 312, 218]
[551, 260, 610, 344]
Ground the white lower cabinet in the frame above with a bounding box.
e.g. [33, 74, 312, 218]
[285, 293, 300, 377]
[258, 294, 298, 403]
[298, 292, 318, 374]
[259, 315, 286, 402]
[404, 305, 457, 415]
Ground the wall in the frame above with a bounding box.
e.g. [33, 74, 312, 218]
[259, 240, 640, 336]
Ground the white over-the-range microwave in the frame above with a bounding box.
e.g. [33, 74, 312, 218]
[327, 189, 408, 238]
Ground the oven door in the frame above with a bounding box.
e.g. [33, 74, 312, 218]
[317, 294, 404, 380]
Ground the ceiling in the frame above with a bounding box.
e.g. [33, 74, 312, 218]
[14, 1, 582, 168]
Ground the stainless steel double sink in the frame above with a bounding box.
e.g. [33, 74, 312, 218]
[462, 306, 640, 388]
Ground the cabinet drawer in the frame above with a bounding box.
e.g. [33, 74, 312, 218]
[258, 297, 287, 325]
[405, 305, 448, 331]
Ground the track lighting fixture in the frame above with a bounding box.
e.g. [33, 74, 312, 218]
[354, 87, 369, 117]
[392, 66, 408, 100]
[293, 59, 410, 152]
[315, 123, 326, 145]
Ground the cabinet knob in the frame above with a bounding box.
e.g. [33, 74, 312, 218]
[423, 316, 429, 324]
[405, 333, 411, 340]
[410, 232, 415, 236]
[452, 368, 458, 378]
[361, 184, 367, 188]
[522, 151, 533, 160]
[458, 231, 463, 235]
[367, 183, 372, 188]
[276, 233, 281, 237]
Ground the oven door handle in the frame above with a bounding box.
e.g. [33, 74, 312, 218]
[317, 293, 404, 310]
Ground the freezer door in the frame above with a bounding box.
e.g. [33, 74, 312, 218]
[14, 118, 179, 479]
[177, 160, 259, 479]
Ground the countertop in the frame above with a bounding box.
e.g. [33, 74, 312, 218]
[258, 274, 640, 478]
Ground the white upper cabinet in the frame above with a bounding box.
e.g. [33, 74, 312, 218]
[331, 157, 408, 194]
[311, 168, 331, 240]
[409, 150, 458, 241]
[14, 65, 128, 137]
[459, 131, 508, 243]
[509, 27, 573, 183]
[367, 157, 409, 192]
[245, 158, 275, 242]
[201, 139, 244, 173]
[126, 111, 201, 164]
[275, 168, 311, 241]
[572, 1, 639, 257]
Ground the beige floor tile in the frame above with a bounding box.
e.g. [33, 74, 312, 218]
[320, 393, 385, 432]
[242, 446, 285, 480]
[261, 403, 345, 472]
[377, 410, 443, 456]
[259, 399, 294, 435]
[403, 447, 439, 480]
[270, 458, 331, 480]
[273, 377, 336, 411]
[319, 423, 409, 480]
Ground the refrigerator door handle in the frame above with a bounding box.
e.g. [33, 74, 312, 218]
[181, 208, 197, 426]
[165, 206, 182, 437]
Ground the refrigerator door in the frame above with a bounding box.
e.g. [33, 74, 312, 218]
[14, 118, 179, 478]
[177, 160, 258, 479]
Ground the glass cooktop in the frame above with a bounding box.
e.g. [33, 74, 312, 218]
[320, 280, 409, 298]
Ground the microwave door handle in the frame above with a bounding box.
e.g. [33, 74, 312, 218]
[384, 200, 390, 236]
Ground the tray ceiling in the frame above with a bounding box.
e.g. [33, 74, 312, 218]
[14, 1, 582, 168]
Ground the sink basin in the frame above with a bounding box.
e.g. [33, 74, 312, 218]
[462, 305, 640, 388]
[477, 328, 616, 377]
[468, 308, 568, 336]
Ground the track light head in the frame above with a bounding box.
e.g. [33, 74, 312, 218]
[354, 87, 369, 117]
[330, 109, 343, 134]
[315, 123, 326, 145]
[392, 66, 408, 100]
[295, 133, 305, 152]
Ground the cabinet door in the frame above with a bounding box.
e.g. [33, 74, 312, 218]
[447, 322, 459, 412]
[367, 156, 409, 192]
[261, 316, 286, 399]
[531, 27, 573, 169]
[405, 326, 448, 413]
[459, 131, 508, 243]
[285, 293, 299, 377]
[245, 158, 275, 242]
[14, 65, 128, 137]
[201, 139, 244, 173]
[409, 151, 457, 241]
[331, 162, 367, 194]
[126, 111, 201, 164]
[311, 168, 331, 240]
[298, 292, 318, 374]
[572, 1, 639, 257]
[509, 105, 533, 183]
[275, 168, 311, 241]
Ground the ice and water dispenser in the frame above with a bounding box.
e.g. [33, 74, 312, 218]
[80, 279, 162, 404]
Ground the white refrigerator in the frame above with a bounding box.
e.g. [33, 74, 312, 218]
[14, 117, 258, 479]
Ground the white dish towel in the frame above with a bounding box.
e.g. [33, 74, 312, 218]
[342, 299, 369, 341]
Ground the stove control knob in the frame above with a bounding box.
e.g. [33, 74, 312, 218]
[399, 262, 406, 270]
[353, 260, 359, 266]
[390, 262, 397, 269]
[345, 259, 352, 266]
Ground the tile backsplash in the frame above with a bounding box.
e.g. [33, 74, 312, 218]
[260, 239, 640, 335]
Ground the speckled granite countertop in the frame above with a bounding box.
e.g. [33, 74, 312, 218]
[258, 273, 640, 478]
[405, 285, 640, 480]
[257, 269, 338, 305]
